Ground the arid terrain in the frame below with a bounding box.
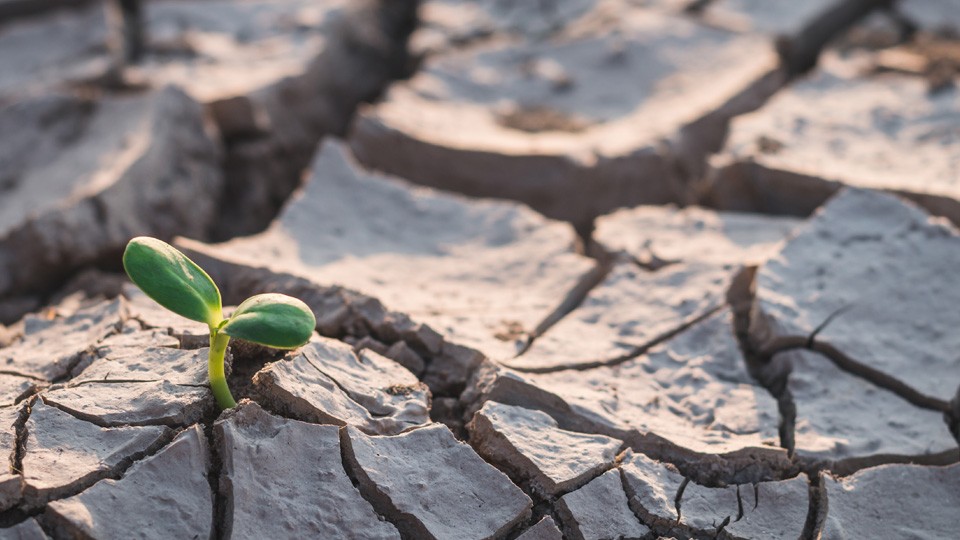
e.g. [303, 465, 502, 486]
[0, 0, 958, 539]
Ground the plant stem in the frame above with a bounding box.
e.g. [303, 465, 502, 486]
[208, 330, 236, 409]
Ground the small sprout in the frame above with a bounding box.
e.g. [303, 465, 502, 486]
[123, 237, 316, 409]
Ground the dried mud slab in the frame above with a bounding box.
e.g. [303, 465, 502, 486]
[750, 188, 960, 405]
[215, 401, 401, 540]
[514, 206, 798, 370]
[0, 5, 109, 100]
[254, 337, 429, 436]
[0, 375, 36, 406]
[593, 205, 800, 267]
[465, 311, 786, 485]
[178, 140, 594, 363]
[0, 518, 48, 540]
[467, 400, 622, 497]
[122, 285, 208, 342]
[0, 86, 221, 301]
[43, 426, 212, 539]
[707, 57, 960, 223]
[342, 423, 532, 540]
[555, 468, 649, 540]
[0, 297, 127, 381]
[20, 402, 171, 507]
[0, 0, 342, 103]
[516, 516, 563, 540]
[350, 6, 781, 226]
[771, 348, 956, 470]
[817, 462, 960, 540]
[0, 404, 24, 511]
[41, 322, 214, 427]
[621, 452, 808, 540]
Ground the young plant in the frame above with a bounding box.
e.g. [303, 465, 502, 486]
[122, 237, 316, 410]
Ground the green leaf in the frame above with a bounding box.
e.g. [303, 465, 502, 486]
[122, 237, 223, 328]
[219, 294, 315, 349]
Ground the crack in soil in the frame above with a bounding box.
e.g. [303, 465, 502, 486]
[503, 304, 725, 374]
[516, 250, 614, 358]
[336, 427, 415, 540]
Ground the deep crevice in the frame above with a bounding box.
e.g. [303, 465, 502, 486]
[800, 473, 824, 540]
[336, 427, 415, 540]
[203, 421, 227, 540]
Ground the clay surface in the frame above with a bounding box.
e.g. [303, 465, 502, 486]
[43, 426, 212, 539]
[751, 189, 960, 403]
[351, 6, 780, 224]
[467, 311, 785, 483]
[254, 337, 429, 435]
[21, 402, 170, 506]
[708, 59, 960, 222]
[216, 401, 401, 540]
[180, 140, 594, 362]
[342, 423, 532, 540]
[555, 468, 649, 540]
[467, 400, 622, 497]
[0, 87, 221, 299]
[819, 462, 960, 540]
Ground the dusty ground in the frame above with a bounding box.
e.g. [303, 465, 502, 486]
[0, 0, 958, 539]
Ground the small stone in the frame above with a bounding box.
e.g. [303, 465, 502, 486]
[215, 401, 400, 540]
[0, 298, 127, 381]
[517, 516, 563, 540]
[384, 340, 426, 377]
[342, 424, 532, 540]
[44, 426, 212, 539]
[555, 468, 649, 540]
[354, 336, 390, 356]
[467, 401, 622, 497]
[254, 338, 429, 435]
[819, 463, 960, 539]
[21, 402, 170, 506]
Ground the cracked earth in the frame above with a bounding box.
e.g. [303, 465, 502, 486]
[0, 0, 959, 539]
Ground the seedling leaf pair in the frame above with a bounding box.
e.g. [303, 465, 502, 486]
[123, 237, 316, 409]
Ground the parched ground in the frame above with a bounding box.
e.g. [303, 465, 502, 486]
[0, 0, 958, 539]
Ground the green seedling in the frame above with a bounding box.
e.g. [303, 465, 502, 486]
[122, 237, 316, 410]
